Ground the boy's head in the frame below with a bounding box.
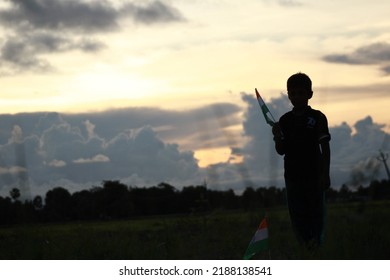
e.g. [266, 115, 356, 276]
[287, 72, 313, 108]
[287, 72, 312, 93]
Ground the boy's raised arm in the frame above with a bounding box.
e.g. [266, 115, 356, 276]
[272, 122, 285, 155]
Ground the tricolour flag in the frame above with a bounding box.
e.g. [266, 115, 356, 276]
[255, 88, 276, 127]
[243, 216, 269, 260]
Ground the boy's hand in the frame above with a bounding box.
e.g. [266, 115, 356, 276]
[272, 122, 283, 140]
[272, 122, 285, 155]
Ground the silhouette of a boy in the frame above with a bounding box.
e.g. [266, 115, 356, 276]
[272, 72, 331, 248]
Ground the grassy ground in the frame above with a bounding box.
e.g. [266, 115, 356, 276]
[0, 201, 389, 259]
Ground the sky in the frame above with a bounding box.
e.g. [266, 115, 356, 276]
[0, 0, 390, 198]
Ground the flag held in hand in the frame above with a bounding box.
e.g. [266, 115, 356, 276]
[255, 88, 276, 127]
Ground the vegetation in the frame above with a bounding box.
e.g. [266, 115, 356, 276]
[1, 179, 390, 225]
[0, 180, 389, 259]
[0, 200, 389, 259]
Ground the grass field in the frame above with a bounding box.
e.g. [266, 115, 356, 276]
[0, 200, 389, 259]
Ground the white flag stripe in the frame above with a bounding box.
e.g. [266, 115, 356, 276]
[252, 228, 268, 243]
[257, 98, 265, 107]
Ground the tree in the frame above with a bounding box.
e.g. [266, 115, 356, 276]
[44, 187, 72, 221]
[0, 196, 12, 224]
[339, 184, 351, 201]
[71, 190, 98, 220]
[99, 180, 133, 218]
[242, 187, 257, 210]
[33, 195, 43, 210]
[9, 188, 21, 201]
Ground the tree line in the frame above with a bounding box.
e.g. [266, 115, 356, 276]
[1, 179, 389, 225]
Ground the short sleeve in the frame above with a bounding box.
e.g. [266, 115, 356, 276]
[317, 112, 331, 143]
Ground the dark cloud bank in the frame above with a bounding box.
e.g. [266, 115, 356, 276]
[0, 0, 185, 74]
[323, 42, 390, 75]
[0, 96, 388, 198]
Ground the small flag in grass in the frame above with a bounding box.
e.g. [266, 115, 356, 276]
[243, 216, 269, 260]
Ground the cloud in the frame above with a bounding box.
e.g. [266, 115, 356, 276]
[48, 159, 67, 168]
[261, 0, 303, 7]
[73, 154, 110, 164]
[0, 0, 116, 31]
[0, 38, 50, 74]
[10, 125, 23, 144]
[0, 0, 184, 31]
[1, 105, 232, 196]
[0, 0, 185, 74]
[64, 102, 242, 151]
[122, 1, 185, 25]
[0, 98, 388, 197]
[323, 42, 390, 74]
[381, 65, 390, 75]
[350, 157, 381, 186]
[278, 0, 303, 7]
[83, 120, 98, 140]
[0, 33, 105, 74]
[0, 166, 27, 175]
[328, 116, 388, 186]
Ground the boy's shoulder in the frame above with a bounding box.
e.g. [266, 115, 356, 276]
[280, 107, 327, 120]
[309, 107, 326, 115]
[308, 108, 328, 122]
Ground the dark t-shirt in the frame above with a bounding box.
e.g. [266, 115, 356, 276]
[279, 106, 330, 183]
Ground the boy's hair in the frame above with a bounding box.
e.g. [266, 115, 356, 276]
[287, 72, 312, 92]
